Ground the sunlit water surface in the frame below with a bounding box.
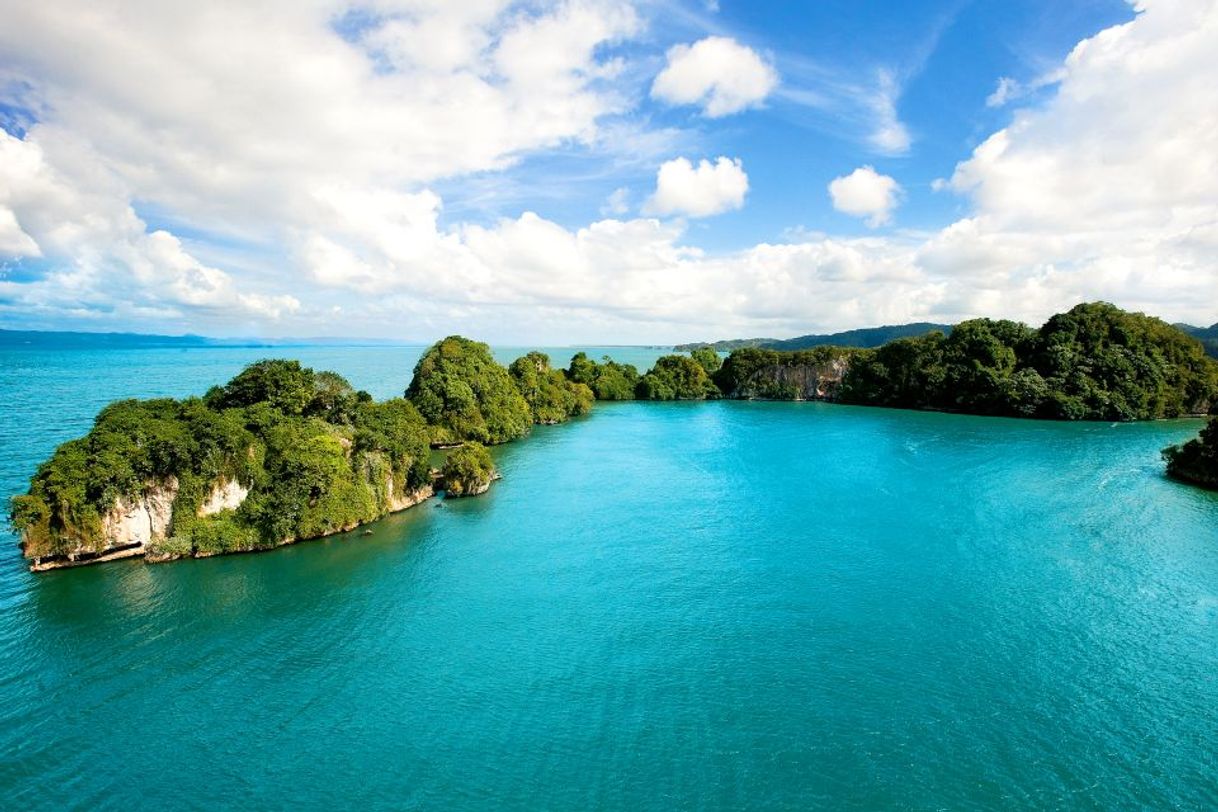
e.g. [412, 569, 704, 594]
[1, 345, 1216, 809]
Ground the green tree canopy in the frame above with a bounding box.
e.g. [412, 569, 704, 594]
[636, 354, 719, 400]
[690, 347, 722, 375]
[406, 336, 533, 445]
[440, 442, 497, 497]
[13, 361, 432, 562]
[1163, 418, 1218, 489]
[509, 352, 594, 424]
[567, 353, 641, 401]
[833, 303, 1218, 420]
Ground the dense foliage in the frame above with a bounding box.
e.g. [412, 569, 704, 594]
[1163, 419, 1218, 489]
[635, 354, 720, 400]
[509, 352, 594, 424]
[440, 442, 497, 497]
[406, 336, 534, 445]
[566, 353, 641, 400]
[15, 303, 1218, 563]
[673, 337, 775, 352]
[837, 304, 1218, 420]
[12, 363, 432, 560]
[764, 322, 954, 352]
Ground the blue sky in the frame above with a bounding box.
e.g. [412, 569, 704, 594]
[0, 0, 1214, 343]
[430, 0, 1136, 243]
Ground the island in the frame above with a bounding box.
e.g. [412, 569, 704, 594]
[11, 302, 1218, 571]
[1163, 420, 1218, 489]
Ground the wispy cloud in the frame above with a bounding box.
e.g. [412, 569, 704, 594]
[769, 2, 967, 155]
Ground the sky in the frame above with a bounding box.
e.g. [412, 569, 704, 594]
[0, 0, 1215, 343]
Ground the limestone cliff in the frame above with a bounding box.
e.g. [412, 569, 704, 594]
[28, 477, 180, 572]
[28, 472, 436, 571]
[198, 478, 249, 516]
[386, 476, 435, 513]
[714, 347, 856, 401]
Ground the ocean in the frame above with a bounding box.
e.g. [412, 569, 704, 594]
[1, 344, 1216, 809]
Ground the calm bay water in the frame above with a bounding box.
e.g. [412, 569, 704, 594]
[1, 345, 1216, 809]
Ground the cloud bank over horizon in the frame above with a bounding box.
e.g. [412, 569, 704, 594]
[0, 0, 1215, 343]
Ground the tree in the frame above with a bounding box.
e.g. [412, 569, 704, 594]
[406, 336, 533, 444]
[691, 347, 722, 375]
[1163, 418, 1218, 489]
[509, 352, 594, 424]
[566, 353, 641, 401]
[205, 359, 316, 414]
[441, 442, 497, 497]
[636, 355, 718, 400]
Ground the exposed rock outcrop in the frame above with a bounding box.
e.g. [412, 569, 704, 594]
[28, 477, 180, 571]
[28, 475, 436, 571]
[716, 348, 854, 401]
[438, 442, 498, 498]
[440, 475, 496, 497]
[386, 476, 435, 512]
[198, 478, 249, 516]
[101, 476, 179, 549]
[743, 356, 850, 400]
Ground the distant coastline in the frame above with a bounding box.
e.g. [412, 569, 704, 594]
[0, 328, 424, 350]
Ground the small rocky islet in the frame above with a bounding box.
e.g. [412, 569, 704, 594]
[11, 302, 1218, 572]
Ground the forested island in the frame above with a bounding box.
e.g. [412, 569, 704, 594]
[11, 302, 1218, 571]
[11, 337, 587, 571]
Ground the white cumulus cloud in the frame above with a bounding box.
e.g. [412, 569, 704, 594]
[925, 0, 1218, 320]
[644, 156, 749, 218]
[0, 0, 1216, 341]
[828, 166, 902, 227]
[651, 36, 778, 117]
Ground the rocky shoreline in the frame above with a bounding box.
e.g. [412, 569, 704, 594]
[27, 482, 439, 572]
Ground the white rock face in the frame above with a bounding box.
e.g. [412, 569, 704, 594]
[198, 478, 249, 516]
[101, 477, 179, 549]
[386, 475, 433, 512]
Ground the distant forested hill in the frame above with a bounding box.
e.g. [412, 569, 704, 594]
[764, 322, 954, 351]
[0, 329, 411, 349]
[673, 337, 777, 351]
[675, 322, 952, 352]
[0, 329, 214, 349]
[1176, 324, 1218, 359]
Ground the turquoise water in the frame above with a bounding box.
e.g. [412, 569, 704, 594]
[1, 346, 1217, 809]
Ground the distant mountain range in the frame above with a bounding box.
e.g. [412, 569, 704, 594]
[0, 329, 417, 349]
[2, 321, 1214, 357]
[1176, 323, 1218, 358]
[674, 322, 954, 352]
[679, 320, 1218, 358]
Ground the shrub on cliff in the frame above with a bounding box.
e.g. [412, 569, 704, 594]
[12, 361, 432, 562]
[406, 336, 533, 445]
[690, 347, 722, 375]
[508, 352, 595, 424]
[352, 398, 432, 493]
[636, 355, 719, 400]
[11, 397, 257, 558]
[567, 353, 641, 401]
[441, 442, 497, 497]
[1163, 419, 1218, 489]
